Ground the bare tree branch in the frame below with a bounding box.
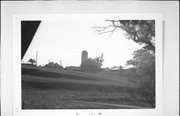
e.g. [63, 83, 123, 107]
[97, 26, 118, 36]
[92, 20, 155, 52]
[92, 21, 121, 36]
[92, 25, 114, 32]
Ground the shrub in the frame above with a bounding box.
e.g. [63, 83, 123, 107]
[136, 76, 155, 107]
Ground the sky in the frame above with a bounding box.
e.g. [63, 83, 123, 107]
[22, 17, 142, 68]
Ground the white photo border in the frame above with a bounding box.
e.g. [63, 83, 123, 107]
[13, 14, 163, 116]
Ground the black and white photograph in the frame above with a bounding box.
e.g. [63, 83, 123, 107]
[1, 1, 179, 116]
[21, 15, 157, 109]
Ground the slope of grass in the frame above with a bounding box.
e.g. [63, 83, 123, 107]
[22, 67, 154, 109]
[22, 68, 100, 81]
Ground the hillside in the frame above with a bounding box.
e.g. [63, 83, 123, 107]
[22, 65, 153, 109]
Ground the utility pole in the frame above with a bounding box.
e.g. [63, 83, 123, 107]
[60, 60, 62, 66]
[36, 51, 38, 67]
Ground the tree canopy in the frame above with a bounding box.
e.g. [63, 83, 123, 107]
[126, 49, 155, 77]
[28, 58, 36, 65]
[94, 20, 155, 53]
[45, 61, 63, 68]
[94, 53, 104, 68]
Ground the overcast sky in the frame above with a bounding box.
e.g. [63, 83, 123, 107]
[22, 17, 142, 68]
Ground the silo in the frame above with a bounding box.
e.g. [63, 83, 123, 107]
[81, 50, 88, 64]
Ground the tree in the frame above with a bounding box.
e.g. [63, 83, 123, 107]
[119, 66, 123, 70]
[28, 58, 36, 65]
[126, 49, 155, 107]
[126, 49, 155, 77]
[93, 20, 155, 52]
[93, 53, 104, 68]
[45, 61, 63, 68]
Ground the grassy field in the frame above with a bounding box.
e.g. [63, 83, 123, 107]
[22, 65, 154, 109]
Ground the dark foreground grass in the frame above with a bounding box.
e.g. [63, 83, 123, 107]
[22, 67, 154, 109]
[22, 80, 153, 109]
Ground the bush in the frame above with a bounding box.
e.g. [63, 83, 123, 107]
[126, 49, 155, 107]
[136, 76, 155, 107]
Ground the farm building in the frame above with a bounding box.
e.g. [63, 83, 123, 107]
[80, 50, 99, 73]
